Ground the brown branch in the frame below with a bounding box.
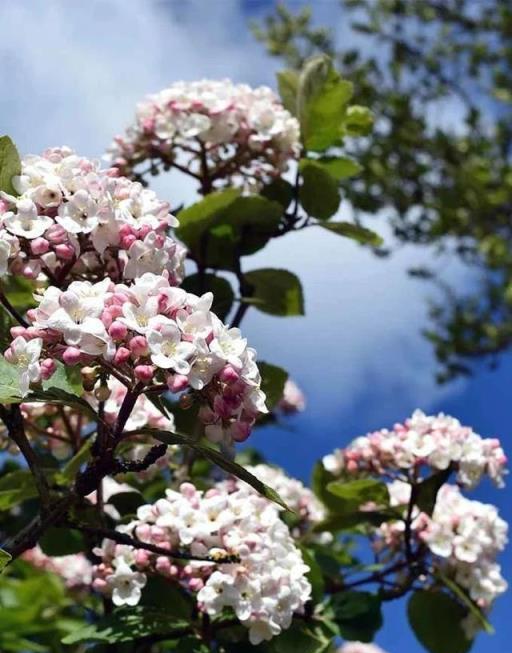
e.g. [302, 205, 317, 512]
[0, 405, 51, 507]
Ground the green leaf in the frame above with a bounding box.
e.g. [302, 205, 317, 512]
[298, 56, 353, 151]
[26, 387, 97, 421]
[181, 273, 234, 320]
[299, 546, 325, 603]
[175, 189, 240, 245]
[314, 509, 396, 533]
[407, 590, 472, 653]
[107, 490, 144, 516]
[0, 547, 12, 572]
[328, 591, 383, 642]
[0, 136, 21, 197]
[319, 221, 383, 246]
[244, 268, 304, 316]
[326, 479, 390, 510]
[415, 468, 453, 515]
[2, 276, 36, 312]
[137, 427, 290, 511]
[61, 607, 189, 645]
[268, 621, 332, 653]
[39, 528, 84, 556]
[140, 577, 193, 618]
[169, 636, 210, 653]
[436, 570, 494, 634]
[42, 362, 83, 395]
[217, 195, 283, 259]
[261, 177, 294, 209]
[277, 70, 300, 115]
[343, 105, 374, 136]
[0, 470, 37, 510]
[317, 156, 362, 180]
[299, 159, 340, 220]
[311, 460, 347, 513]
[176, 192, 282, 270]
[0, 356, 23, 403]
[258, 361, 288, 409]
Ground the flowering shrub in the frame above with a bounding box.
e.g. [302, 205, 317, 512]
[323, 410, 507, 489]
[0, 56, 507, 653]
[0, 146, 185, 285]
[14, 272, 266, 445]
[378, 482, 507, 637]
[319, 409, 508, 649]
[92, 481, 311, 644]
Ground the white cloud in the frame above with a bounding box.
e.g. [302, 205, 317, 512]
[0, 0, 468, 435]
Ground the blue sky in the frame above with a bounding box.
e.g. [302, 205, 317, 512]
[0, 1, 510, 651]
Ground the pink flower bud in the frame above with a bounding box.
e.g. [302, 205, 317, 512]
[40, 358, 57, 380]
[114, 347, 131, 365]
[26, 309, 37, 322]
[3, 347, 13, 363]
[108, 321, 128, 340]
[120, 234, 137, 249]
[155, 556, 171, 574]
[218, 364, 239, 383]
[109, 305, 124, 319]
[31, 237, 50, 255]
[134, 365, 154, 383]
[62, 347, 82, 366]
[10, 326, 26, 338]
[167, 373, 189, 393]
[92, 578, 107, 591]
[22, 265, 38, 279]
[231, 421, 251, 443]
[45, 224, 67, 244]
[347, 460, 359, 473]
[180, 482, 196, 498]
[138, 225, 151, 239]
[112, 292, 128, 305]
[129, 336, 148, 357]
[135, 550, 150, 567]
[55, 243, 75, 260]
[188, 577, 204, 591]
[118, 224, 134, 238]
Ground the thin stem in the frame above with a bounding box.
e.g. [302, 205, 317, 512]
[404, 483, 418, 563]
[65, 522, 240, 563]
[0, 287, 28, 327]
[230, 257, 253, 328]
[114, 384, 142, 439]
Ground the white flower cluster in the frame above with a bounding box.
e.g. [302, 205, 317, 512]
[378, 481, 508, 637]
[8, 272, 267, 444]
[221, 463, 325, 527]
[323, 410, 507, 489]
[0, 146, 185, 284]
[108, 80, 300, 189]
[92, 482, 311, 644]
[21, 545, 93, 590]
